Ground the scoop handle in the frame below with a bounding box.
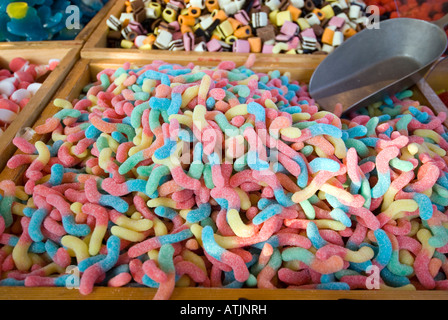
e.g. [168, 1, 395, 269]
[433, 13, 448, 30]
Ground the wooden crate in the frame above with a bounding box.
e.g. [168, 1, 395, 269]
[0, 57, 447, 300]
[0, 46, 81, 173]
[81, 0, 327, 66]
[425, 57, 448, 94]
[0, 0, 114, 49]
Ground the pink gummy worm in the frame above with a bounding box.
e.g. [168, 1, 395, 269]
[108, 272, 132, 287]
[35, 117, 59, 134]
[133, 195, 156, 220]
[376, 146, 400, 175]
[84, 178, 102, 203]
[220, 250, 250, 282]
[80, 264, 105, 295]
[348, 207, 380, 230]
[414, 248, 436, 289]
[210, 187, 240, 210]
[64, 188, 88, 204]
[257, 264, 277, 289]
[278, 268, 311, 286]
[46, 194, 71, 218]
[7, 154, 37, 169]
[243, 126, 267, 160]
[89, 114, 117, 133]
[171, 166, 201, 191]
[408, 163, 439, 192]
[153, 273, 176, 300]
[142, 259, 168, 283]
[174, 260, 207, 283]
[347, 148, 362, 184]
[129, 259, 145, 284]
[82, 203, 109, 227]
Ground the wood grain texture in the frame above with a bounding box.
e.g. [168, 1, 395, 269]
[2, 287, 448, 300]
[0, 58, 447, 300]
[0, 46, 81, 172]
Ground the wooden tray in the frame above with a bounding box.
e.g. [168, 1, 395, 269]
[81, 0, 327, 66]
[0, 0, 114, 49]
[0, 46, 81, 172]
[0, 57, 448, 300]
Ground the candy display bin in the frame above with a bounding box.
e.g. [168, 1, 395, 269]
[0, 0, 114, 49]
[1, 55, 448, 300]
[81, 0, 327, 65]
[0, 46, 81, 173]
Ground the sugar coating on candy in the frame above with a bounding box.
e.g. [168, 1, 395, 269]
[106, 0, 372, 54]
[1, 56, 448, 298]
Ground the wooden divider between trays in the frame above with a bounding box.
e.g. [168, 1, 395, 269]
[0, 57, 447, 300]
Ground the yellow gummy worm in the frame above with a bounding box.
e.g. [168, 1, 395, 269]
[130, 133, 153, 156]
[417, 228, 435, 256]
[326, 136, 347, 159]
[181, 85, 199, 108]
[381, 199, 419, 219]
[35, 141, 51, 166]
[235, 187, 251, 210]
[61, 235, 90, 263]
[110, 226, 146, 242]
[407, 143, 419, 155]
[89, 225, 107, 256]
[190, 223, 261, 249]
[147, 249, 159, 261]
[414, 129, 444, 143]
[292, 113, 311, 121]
[423, 142, 446, 157]
[264, 98, 278, 110]
[399, 249, 415, 267]
[152, 217, 168, 236]
[52, 128, 67, 141]
[345, 246, 375, 263]
[38, 262, 65, 276]
[14, 186, 28, 201]
[132, 127, 143, 146]
[114, 73, 128, 86]
[198, 75, 212, 102]
[87, 94, 99, 106]
[12, 241, 32, 271]
[147, 197, 177, 209]
[142, 79, 157, 93]
[192, 104, 208, 131]
[320, 183, 356, 203]
[53, 98, 73, 109]
[98, 148, 113, 171]
[169, 113, 193, 128]
[227, 208, 256, 238]
[225, 104, 248, 120]
[381, 188, 398, 212]
[313, 219, 346, 231]
[12, 202, 27, 216]
[114, 213, 153, 232]
[112, 84, 125, 96]
[70, 202, 83, 214]
[280, 127, 302, 139]
[102, 133, 120, 152]
[182, 249, 207, 274]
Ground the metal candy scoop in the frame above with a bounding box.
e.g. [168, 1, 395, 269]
[308, 14, 448, 114]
